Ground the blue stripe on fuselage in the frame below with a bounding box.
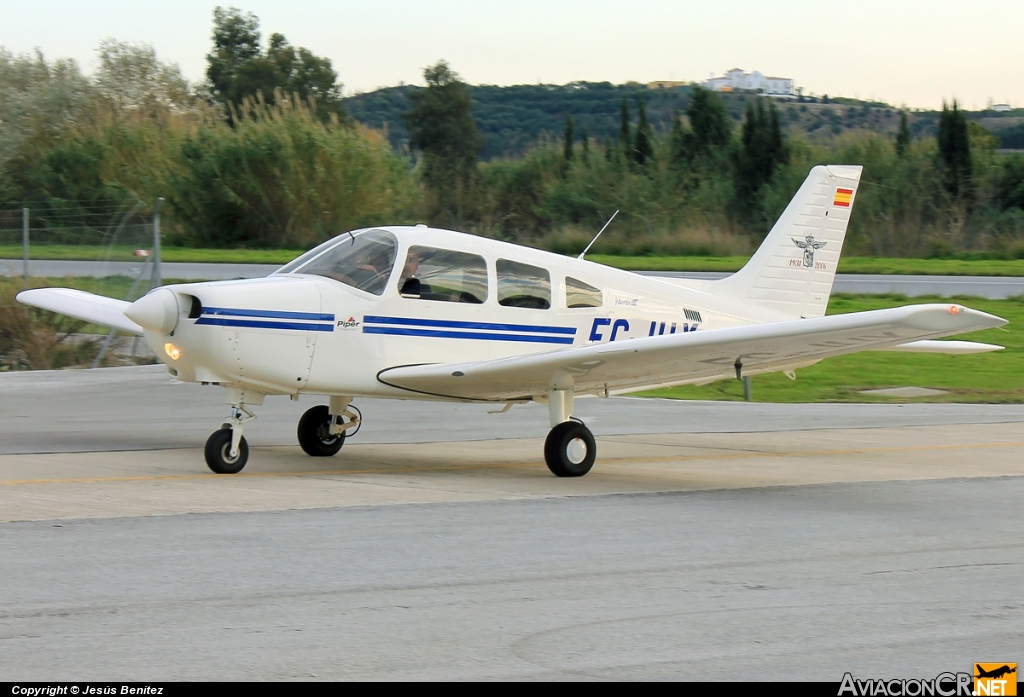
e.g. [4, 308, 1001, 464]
[363, 326, 574, 344]
[201, 307, 335, 321]
[196, 316, 334, 331]
[363, 315, 576, 335]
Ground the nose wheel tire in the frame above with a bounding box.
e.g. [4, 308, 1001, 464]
[297, 405, 345, 457]
[544, 421, 596, 477]
[205, 427, 249, 474]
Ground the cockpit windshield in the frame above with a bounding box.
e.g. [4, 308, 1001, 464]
[283, 229, 398, 295]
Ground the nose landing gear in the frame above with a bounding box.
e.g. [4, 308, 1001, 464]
[205, 403, 255, 474]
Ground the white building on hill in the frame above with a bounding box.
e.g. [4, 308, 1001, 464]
[705, 68, 794, 96]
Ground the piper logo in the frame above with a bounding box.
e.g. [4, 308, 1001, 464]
[974, 664, 1017, 696]
[337, 316, 360, 329]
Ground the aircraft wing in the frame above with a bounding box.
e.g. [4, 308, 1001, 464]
[377, 304, 1006, 401]
[16, 288, 143, 335]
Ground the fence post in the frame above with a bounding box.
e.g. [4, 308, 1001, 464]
[151, 197, 164, 289]
[743, 376, 752, 401]
[22, 207, 29, 288]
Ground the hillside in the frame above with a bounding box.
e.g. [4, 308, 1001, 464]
[343, 82, 1024, 159]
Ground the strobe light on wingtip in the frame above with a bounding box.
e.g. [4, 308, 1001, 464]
[124, 288, 179, 335]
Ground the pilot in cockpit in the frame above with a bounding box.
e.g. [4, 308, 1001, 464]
[399, 249, 422, 298]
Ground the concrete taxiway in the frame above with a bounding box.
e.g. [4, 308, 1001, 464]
[1, 366, 1022, 679]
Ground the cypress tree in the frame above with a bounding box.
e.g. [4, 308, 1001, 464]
[768, 102, 788, 167]
[670, 109, 687, 167]
[895, 111, 910, 156]
[735, 99, 788, 220]
[563, 113, 574, 161]
[686, 86, 731, 156]
[937, 100, 974, 202]
[633, 95, 654, 166]
[619, 98, 631, 151]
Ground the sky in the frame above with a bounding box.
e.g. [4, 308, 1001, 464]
[2, 0, 1022, 110]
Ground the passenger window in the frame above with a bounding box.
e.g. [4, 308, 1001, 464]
[400, 246, 488, 304]
[292, 229, 397, 296]
[497, 259, 551, 309]
[566, 277, 602, 308]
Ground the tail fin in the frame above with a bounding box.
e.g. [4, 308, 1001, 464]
[715, 164, 862, 318]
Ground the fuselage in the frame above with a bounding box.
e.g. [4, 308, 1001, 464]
[147, 226, 790, 400]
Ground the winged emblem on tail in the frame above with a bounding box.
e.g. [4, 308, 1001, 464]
[792, 235, 827, 267]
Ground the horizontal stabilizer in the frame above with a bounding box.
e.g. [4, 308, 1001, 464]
[882, 340, 1004, 354]
[17, 288, 142, 335]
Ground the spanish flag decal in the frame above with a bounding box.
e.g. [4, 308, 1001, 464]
[833, 188, 853, 207]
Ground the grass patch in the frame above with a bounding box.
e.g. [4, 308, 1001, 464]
[640, 294, 1024, 403]
[4, 246, 1024, 276]
[590, 255, 1024, 276]
[4, 277, 1022, 402]
[0, 245, 303, 264]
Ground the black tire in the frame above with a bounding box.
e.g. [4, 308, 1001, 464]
[544, 421, 596, 477]
[204, 427, 249, 474]
[297, 405, 345, 457]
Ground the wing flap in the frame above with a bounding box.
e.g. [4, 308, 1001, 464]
[17, 288, 143, 335]
[377, 304, 1006, 401]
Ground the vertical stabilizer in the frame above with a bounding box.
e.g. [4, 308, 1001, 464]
[715, 164, 862, 318]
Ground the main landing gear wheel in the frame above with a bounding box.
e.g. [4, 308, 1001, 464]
[544, 420, 596, 477]
[297, 405, 345, 457]
[205, 427, 249, 474]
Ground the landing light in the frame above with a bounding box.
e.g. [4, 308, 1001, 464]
[164, 343, 181, 361]
[950, 305, 960, 314]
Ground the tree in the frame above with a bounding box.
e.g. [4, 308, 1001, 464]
[205, 7, 344, 120]
[618, 98, 631, 152]
[670, 109, 688, 167]
[996, 155, 1024, 210]
[95, 40, 194, 117]
[734, 99, 789, 221]
[206, 7, 262, 109]
[633, 94, 654, 166]
[895, 111, 910, 156]
[581, 127, 590, 163]
[563, 113, 574, 161]
[937, 100, 973, 203]
[685, 86, 731, 156]
[403, 60, 481, 226]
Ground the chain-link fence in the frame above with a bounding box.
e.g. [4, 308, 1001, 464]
[0, 199, 164, 366]
[0, 199, 163, 289]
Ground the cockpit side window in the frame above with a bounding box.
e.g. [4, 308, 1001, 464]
[290, 229, 397, 295]
[400, 246, 488, 304]
[497, 259, 551, 309]
[565, 277, 602, 308]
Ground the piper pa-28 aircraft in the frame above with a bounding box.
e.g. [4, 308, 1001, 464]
[18, 165, 1007, 476]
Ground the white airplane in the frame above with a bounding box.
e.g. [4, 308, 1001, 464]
[18, 165, 1007, 477]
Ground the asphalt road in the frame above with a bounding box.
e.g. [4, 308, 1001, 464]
[3, 258, 1023, 298]
[1, 366, 1022, 680]
[3, 365, 1024, 454]
[1, 480, 1021, 680]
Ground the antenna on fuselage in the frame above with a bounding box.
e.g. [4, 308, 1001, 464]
[578, 210, 619, 261]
